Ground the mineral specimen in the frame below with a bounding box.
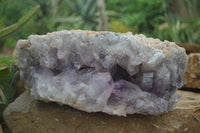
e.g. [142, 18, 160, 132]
[17, 30, 188, 116]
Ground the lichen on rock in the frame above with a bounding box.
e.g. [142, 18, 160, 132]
[16, 30, 188, 116]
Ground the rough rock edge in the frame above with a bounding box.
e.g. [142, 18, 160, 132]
[3, 90, 33, 116]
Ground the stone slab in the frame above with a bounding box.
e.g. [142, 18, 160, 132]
[3, 90, 200, 133]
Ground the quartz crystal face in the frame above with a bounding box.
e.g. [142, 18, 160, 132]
[17, 30, 188, 116]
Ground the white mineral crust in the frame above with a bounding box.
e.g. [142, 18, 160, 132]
[17, 30, 188, 116]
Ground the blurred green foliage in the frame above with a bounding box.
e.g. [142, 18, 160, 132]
[107, 0, 200, 44]
[0, 57, 18, 118]
[0, 0, 43, 48]
[0, 57, 17, 68]
[159, 0, 200, 44]
[0, 5, 40, 39]
[107, 0, 167, 34]
[64, 0, 98, 30]
[0, 0, 200, 51]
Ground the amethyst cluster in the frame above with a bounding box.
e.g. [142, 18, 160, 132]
[17, 30, 188, 116]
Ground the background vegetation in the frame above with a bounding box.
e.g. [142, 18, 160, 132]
[0, 0, 200, 53]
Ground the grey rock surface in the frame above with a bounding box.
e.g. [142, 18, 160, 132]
[3, 90, 200, 133]
[17, 30, 188, 116]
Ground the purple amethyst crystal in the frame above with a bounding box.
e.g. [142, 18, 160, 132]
[16, 30, 188, 116]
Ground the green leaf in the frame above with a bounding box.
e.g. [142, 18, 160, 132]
[0, 57, 17, 67]
[64, 0, 75, 12]
[0, 86, 7, 105]
[0, 64, 8, 71]
[0, 63, 18, 109]
[0, 67, 10, 82]
[0, 5, 40, 39]
[83, 0, 96, 16]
